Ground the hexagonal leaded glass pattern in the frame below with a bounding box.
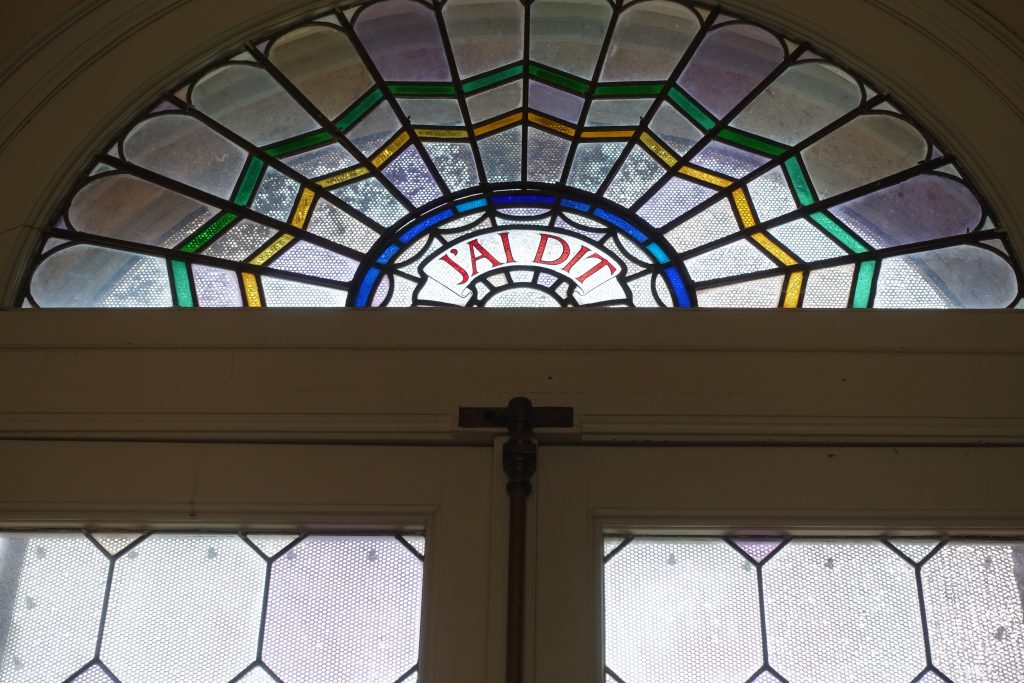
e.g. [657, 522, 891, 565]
[603, 536, 1024, 683]
[22, 1, 1023, 309]
[0, 532, 425, 683]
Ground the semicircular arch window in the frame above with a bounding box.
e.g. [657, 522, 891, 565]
[24, 0, 1024, 309]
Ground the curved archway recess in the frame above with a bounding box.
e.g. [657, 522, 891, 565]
[9, 0, 1024, 309]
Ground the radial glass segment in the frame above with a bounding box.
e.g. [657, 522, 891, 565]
[24, 0, 1023, 308]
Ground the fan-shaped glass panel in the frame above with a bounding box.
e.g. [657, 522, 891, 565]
[23, 1, 1022, 309]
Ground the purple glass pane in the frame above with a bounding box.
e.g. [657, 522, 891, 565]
[732, 538, 785, 564]
[269, 241, 360, 282]
[528, 80, 584, 123]
[354, 0, 450, 82]
[381, 147, 442, 207]
[691, 140, 769, 178]
[678, 23, 785, 119]
[193, 265, 243, 307]
[830, 174, 983, 249]
[636, 176, 716, 229]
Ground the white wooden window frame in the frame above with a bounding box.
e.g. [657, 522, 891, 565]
[1, 2, 1024, 682]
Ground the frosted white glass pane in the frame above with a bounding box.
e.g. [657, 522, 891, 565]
[100, 535, 265, 683]
[604, 537, 1024, 683]
[922, 543, 1024, 682]
[262, 535, 423, 683]
[763, 540, 925, 683]
[604, 538, 762, 683]
[0, 534, 108, 683]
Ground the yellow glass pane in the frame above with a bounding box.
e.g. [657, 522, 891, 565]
[316, 166, 369, 188]
[241, 272, 261, 307]
[371, 131, 411, 168]
[473, 112, 523, 136]
[528, 112, 576, 137]
[580, 129, 634, 139]
[249, 234, 294, 266]
[290, 188, 316, 228]
[413, 127, 469, 139]
[731, 188, 757, 228]
[679, 165, 730, 187]
[639, 132, 677, 168]
[783, 271, 804, 308]
[751, 233, 798, 266]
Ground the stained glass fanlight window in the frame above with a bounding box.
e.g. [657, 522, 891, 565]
[23, 0, 1024, 308]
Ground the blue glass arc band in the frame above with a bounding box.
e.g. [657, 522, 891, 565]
[354, 192, 692, 307]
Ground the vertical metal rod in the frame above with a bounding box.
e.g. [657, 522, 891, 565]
[503, 397, 537, 683]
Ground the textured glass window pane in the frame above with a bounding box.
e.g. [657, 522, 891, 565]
[802, 114, 928, 199]
[567, 142, 626, 193]
[600, 0, 700, 82]
[331, 177, 406, 227]
[269, 25, 374, 120]
[69, 174, 218, 248]
[830, 173, 983, 249]
[530, 0, 613, 80]
[604, 146, 665, 207]
[696, 275, 783, 307]
[0, 534, 108, 682]
[585, 99, 653, 127]
[282, 143, 357, 178]
[605, 538, 762, 683]
[345, 103, 402, 157]
[354, 0, 450, 82]
[479, 128, 523, 183]
[763, 540, 925, 683]
[677, 23, 785, 119]
[649, 102, 703, 156]
[637, 177, 716, 229]
[307, 200, 381, 254]
[467, 81, 522, 123]
[444, 0, 524, 78]
[193, 264, 244, 307]
[874, 244, 1019, 309]
[191, 64, 319, 146]
[268, 241, 359, 283]
[684, 239, 776, 282]
[605, 536, 1024, 683]
[381, 147, 443, 206]
[250, 167, 300, 222]
[423, 142, 479, 193]
[664, 196, 740, 253]
[526, 128, 571, 184]
[922, 543, 1024, 682]
[203, 220, 277, 261]
[101, 535, 265, 683]
[263, 535, 423, 683]
[1, 532, 426, 683]
[262, 276, 347, 307]
[398, 98, 464, 126]
[733, 62, 862, 146]
[529, 80, 584, 123]
[31, 245, 172, 308]
[124, 114, 247, 199]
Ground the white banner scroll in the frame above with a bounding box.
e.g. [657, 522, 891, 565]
[422, 228, 623, 297]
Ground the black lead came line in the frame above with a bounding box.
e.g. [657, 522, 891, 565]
[550, 0, 625, 199]
[248, 40, 419, 216]
[616, 37, 809, 212]
[96, 153, 370, 266]
[337, 8, 456, 199]
[165, 94, 391, 235]
[591, 4, 723, 202]
[650, 91, 887, 236]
